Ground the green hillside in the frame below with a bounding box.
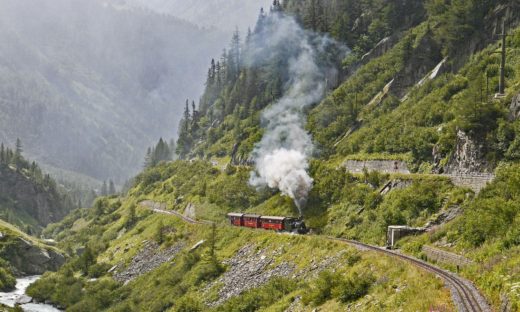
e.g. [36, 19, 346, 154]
[28, 0, 520, 311]
[31, 192, 453, 311]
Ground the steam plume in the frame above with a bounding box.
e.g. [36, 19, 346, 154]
[249, 14, 346, 215]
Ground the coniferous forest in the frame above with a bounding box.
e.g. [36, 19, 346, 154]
[1, 1, 520, 311]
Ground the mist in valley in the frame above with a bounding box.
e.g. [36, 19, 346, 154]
[0, 0, 267, 183]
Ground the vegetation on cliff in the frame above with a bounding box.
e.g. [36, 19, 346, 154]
[24, 0, 520, 310]
[0, 140, 74, 234]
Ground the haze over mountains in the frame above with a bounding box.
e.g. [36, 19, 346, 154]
[0, 0, 264, 182]
[111, 0, 272, 33]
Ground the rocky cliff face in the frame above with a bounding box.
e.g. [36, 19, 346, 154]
[509, 93, 520, 121]
[0, 222, 65, 275]
[0, 236, 65, 275]
[0, 165, 69, 227]
[388, 31, 443, 99]
[444, 130, 490, 174]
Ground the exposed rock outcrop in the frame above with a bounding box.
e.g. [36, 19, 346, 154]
[380, 179, 413, 195]
[424, 205, 462, 230]
[184, 203, 196, 220]
[113, 241, 184, 284]
[206, 245, 295, 306]
[0, 237, 65, 275]
[444, 130, 490, 174]
[361, 36, 398, 64]
[388, 31, 443, 99]
[509, 93, 520, 121]
[0, 165, 69, 226]
[206, 245, 347, 306]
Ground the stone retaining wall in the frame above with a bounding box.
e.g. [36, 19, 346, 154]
[342, 160, 494, 193]
[422, 245, 473, 267]
[344, 160, 410, 174]
[444, 174, 495, 193]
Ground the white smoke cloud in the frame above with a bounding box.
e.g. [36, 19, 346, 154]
[249, 14, 347, 215]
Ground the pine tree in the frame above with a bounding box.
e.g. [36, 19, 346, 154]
[0, 143, 5, 164]
[108, 180, 116, 195]
[228, 28, 241, 80]
[126, 204, 137, 228]
[101, 181, 108, 196]
[14, 138, 23, 170]
[15, 138, 22, 157]
[216, 61, 222, 86]
[184, 100, 191, 131]
[272, 0, 282, 13]
[154, 219, 164, 244]
[144, 147, 152, 168]
[254, 8, 266, 34]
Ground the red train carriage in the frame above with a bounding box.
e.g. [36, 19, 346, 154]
[260, 216, 285, 231]
[243, 214, 261, 228]
[226, 213, 308, 234]
[227, 212, 244, 226]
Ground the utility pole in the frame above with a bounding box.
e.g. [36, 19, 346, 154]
[498, 20, 507, 95]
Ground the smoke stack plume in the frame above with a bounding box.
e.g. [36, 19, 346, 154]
[248, 13, 347, 216]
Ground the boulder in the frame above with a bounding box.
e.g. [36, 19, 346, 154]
[16, 295, 33, 305]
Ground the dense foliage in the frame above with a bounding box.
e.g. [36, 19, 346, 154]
[0, 259, 16, 291]
[28, 0, 520, 310]
[0, 140, 73, 233]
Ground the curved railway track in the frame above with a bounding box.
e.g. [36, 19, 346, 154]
[140, 201, 490, 312]
[333, 238, 489, 312]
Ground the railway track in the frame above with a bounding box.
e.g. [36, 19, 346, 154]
[333, 239, 490, 312]
[140, 200, 491, 312]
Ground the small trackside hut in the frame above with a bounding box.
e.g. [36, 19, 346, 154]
[387, 225, 425, 248]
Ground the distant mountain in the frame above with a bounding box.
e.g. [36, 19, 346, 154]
[110, 0, 272, 33]
[0, 0, 228, 181]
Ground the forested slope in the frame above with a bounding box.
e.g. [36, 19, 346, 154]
[0, 141, 73, 234]
[0, 0, 226, 182]
[30, 1, 520, 311]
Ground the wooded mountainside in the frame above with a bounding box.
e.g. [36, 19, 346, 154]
[5, 1, 520, 311]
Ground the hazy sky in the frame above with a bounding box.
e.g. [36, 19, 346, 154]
[115, 0, 273, 33]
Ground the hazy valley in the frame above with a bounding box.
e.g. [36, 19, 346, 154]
[1, 1, 520, 312]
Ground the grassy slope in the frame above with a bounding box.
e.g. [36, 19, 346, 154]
[329, 26, 520, 170]
[29, 7, 520, 312]
[32, 193, 453, 311]
[397, 163, 520, 310]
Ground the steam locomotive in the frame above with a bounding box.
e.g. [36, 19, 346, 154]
[227, 213, 308, 234]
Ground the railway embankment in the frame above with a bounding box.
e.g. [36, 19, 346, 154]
[142, 200, 490, 312]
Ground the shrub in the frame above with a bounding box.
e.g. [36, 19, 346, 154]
[0, 266, 16, 291]
[175, 295, 203, 312]
[303, 270, 336, 306]
[332, 272, 374, 303]
[304, 270, 375, 306]
[88, 262, 112, 278]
